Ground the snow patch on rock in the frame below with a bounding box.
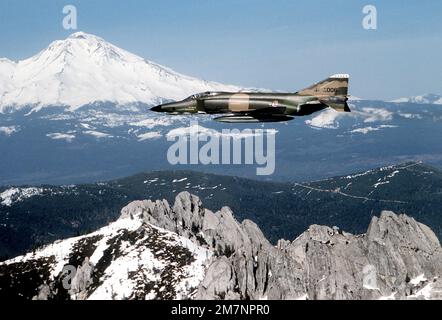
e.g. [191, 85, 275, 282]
[0, 126, 20, 136]
[47, 132, 76, 142]
[0, 187, 44, 206]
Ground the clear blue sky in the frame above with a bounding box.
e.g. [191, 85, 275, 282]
[0, 0, 441, 100]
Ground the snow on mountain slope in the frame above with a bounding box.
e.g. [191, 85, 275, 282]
[392, 94, 442, 105]
[0, 125, 20, 136]
[0, 205, 212, 300]
[305, 105, 395, 129]
[0, 187, 44, 206]
[0, 32, 240, 112]
[0, 58, 15, 96]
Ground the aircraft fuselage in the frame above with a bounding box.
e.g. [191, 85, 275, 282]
[151, 74, 350, 123]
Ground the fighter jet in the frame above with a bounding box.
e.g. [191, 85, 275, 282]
[151, 74, 350, 123]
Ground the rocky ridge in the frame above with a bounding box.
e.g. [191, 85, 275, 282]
[1, 191, 441, 300]
[121, 192, 442, 299]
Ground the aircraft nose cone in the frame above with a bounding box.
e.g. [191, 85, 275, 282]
[151, 105, 163, 112]
[150, 100, 198, 113]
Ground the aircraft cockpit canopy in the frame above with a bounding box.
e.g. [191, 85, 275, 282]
[186, 91, 219, 100]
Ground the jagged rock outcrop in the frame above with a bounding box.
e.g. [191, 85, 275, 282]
[121, 193, 275, 299]
[120, 192, 442, 300]
[1, 191, 441, 300]
[0, 204, 212, 300]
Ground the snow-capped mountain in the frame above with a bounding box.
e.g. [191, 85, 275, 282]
[392, 93, 442, 105]
[2, 32, 442, 186]
[1, 191, 441, 300]
[1, 32, 441, 114]
[0, 32, 240, 112]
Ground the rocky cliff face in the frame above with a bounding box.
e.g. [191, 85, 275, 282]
[121, 192, 442, 300]
[0, 204, 212, 300]
[1, 192, 441, 300]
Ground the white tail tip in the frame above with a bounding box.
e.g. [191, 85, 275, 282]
[330, 74, 350, 79]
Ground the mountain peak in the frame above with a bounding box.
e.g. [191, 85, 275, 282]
[67, 31, 99, 40]
[0, 57, 15, 64]
[0, 33, 240, 112]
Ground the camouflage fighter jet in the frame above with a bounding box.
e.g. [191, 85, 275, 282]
[151, 74, 350, 123]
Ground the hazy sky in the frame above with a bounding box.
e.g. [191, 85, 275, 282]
[0, 0, 441, 100]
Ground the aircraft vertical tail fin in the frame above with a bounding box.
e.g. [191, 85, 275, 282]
[297, 74, 349, 97]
